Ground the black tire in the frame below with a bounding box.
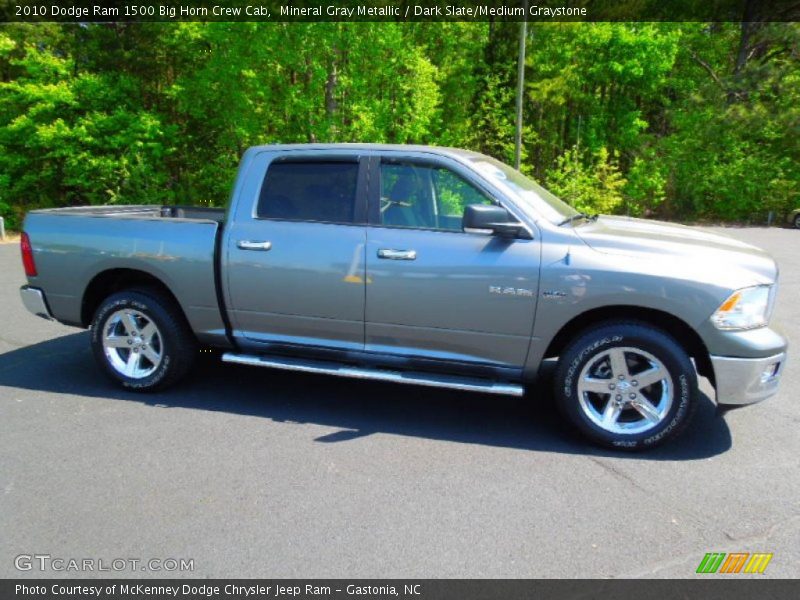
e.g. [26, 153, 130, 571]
[90, 289, 197, 392]
[553, 321, 698, 450]
[794, 214, 800, 230]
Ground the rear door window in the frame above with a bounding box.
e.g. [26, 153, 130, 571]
[257, 161, 359, 224]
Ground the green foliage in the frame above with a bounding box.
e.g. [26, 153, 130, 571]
[0, 20, 797, 228]
[546, 146, 626, 215]
[624, 150, 667, 217]
[524, 23, 680, 168]
[658, 23, 800, 221]
[0, 26, 174, 228]
[467, 73, 519, 166]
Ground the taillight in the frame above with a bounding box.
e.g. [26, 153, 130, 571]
[20, 232, 37, 277]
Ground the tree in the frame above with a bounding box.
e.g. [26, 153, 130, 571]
[546, 146, 626, 215]
[0, 21, 797, 227]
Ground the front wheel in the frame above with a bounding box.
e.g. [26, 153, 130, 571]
[794, 214, 800, 229]
[90, 289, 197, 391]
[553, 322, 698, 450]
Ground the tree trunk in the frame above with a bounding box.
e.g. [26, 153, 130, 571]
[730, 0, 760, 103]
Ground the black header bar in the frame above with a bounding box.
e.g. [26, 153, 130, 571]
[2, 0, 799, 23]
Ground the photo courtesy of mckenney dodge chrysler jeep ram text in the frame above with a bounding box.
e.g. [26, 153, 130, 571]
[18, 144, 788, 450]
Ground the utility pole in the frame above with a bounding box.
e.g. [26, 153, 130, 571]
[514, 1, 528, 169]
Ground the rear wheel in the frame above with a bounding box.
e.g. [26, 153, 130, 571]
[90, 289, 196, 391]
[794, 214, 800, 229]
[553, 321, 697, 450]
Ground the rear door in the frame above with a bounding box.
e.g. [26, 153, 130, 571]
[224, 151, 368, 351]
[364, 154, 540, 368]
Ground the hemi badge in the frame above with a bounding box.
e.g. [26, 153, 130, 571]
[542, 290, 567, 299]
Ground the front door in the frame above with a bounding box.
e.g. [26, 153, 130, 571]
[365, 156, 540, 368]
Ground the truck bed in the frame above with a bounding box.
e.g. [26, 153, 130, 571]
[23, 205, 228, 345]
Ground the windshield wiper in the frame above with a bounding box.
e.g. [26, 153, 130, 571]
[558, 212, 598, 226]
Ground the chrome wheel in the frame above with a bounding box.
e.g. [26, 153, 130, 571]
[102, 309, 163, 379]
[577, 346, 673, 435]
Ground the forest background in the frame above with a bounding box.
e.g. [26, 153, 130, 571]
[1, 19, 798, 229]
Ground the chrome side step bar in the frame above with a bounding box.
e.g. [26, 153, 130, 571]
[221, 353, 524, 397]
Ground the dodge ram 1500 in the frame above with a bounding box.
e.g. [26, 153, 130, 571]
[19, 144, 788, 449]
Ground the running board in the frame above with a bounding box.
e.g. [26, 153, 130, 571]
[221, 353, 524, 397]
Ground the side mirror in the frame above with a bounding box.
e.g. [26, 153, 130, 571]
[463, 204, 530, 239]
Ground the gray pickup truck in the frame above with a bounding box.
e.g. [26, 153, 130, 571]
[19, 144, 787, 449]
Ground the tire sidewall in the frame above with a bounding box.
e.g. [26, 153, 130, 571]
[90, 293, 174, 391]
[557, 326, 696, 450]
[794, 214, 800, 229]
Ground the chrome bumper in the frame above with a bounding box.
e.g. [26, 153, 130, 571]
[711, 352, 786, 406]
[20, 286, 53, 320]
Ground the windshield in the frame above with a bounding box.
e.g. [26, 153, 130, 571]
[469, 156, 580, 224]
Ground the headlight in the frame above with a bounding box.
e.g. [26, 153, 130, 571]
[711, 285, 774, 330]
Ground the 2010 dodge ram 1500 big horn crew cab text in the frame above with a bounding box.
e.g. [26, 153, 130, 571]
[19, 144, 788, 450]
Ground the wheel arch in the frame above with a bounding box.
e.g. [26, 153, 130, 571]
[81, 268, 187, 328]
[543, 305, 714, 384]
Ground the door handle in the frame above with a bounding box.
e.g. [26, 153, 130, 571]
[377, 248, 416, 260]
[237, 240, 272, 251]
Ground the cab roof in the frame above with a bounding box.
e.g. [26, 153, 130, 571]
[247, 143, 486, 161]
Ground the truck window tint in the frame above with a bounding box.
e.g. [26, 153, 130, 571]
[380, 162, 491, 231]
[257, 161, 359, 223]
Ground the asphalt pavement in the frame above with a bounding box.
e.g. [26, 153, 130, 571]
[1, 226, 798, 578]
